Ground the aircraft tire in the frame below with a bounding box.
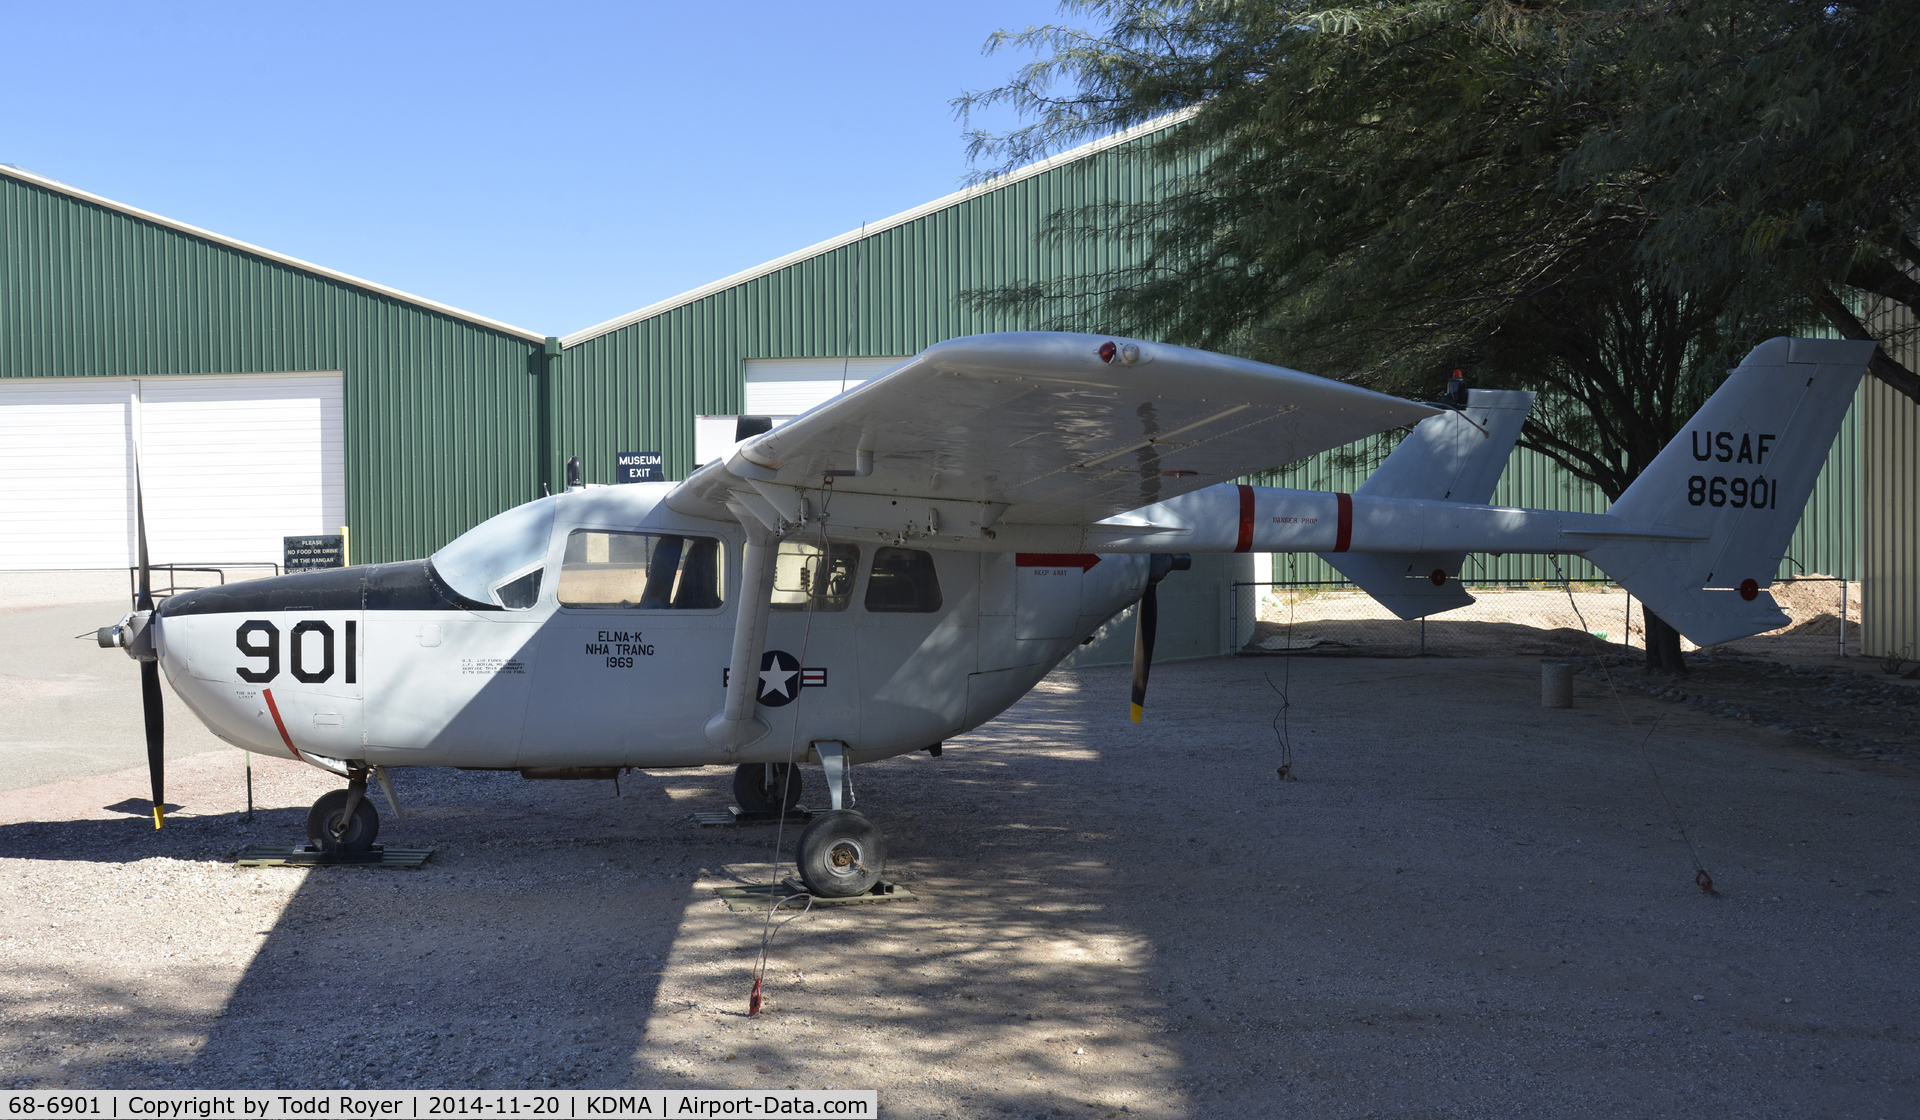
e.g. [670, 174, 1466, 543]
[733, 763, 803, 814]
[306, 789, 380, 854]
[795, 809, 885, 898]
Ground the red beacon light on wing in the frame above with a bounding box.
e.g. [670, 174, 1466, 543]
[1098, 341, 1117, 363]
[1098, 341, 1145, 366]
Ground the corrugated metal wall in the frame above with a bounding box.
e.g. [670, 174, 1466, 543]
[0, 172, 543, 564]
[1862, 302, 1918, 659]
[554, 142, 1193, 482]
[560, 134, 1860, 589]
[3, 150, 1870, 585]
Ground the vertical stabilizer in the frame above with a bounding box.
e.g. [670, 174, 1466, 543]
[1356, 388, 1534, 504]
[1585, 337, 1873, 645]
[1324, 389, 1534, 618]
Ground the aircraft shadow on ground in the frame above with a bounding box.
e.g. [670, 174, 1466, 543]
[13, 658, 1897, 1114]
[0, 807, 303, 864]
[156, 738, 1195, 1104]
[6, 678, 1214, 1110]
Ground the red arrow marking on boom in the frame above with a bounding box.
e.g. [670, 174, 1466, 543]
[1015, 553, 1102, 571]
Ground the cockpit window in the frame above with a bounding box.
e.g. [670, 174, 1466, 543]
[771, 541, 859, 612]
[558, 530, 725, 610]
[492, 568, 543, 610]
[429, 497, 558, 609]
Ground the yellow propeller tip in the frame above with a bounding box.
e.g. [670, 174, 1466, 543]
[152, 807, 165, 829]
[1129, 703, 1143, 724]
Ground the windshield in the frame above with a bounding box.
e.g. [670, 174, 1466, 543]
[429, 497, 558, 608]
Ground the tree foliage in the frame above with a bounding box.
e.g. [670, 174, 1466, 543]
[955, 0, 1920, 491]
[957, 0, 1917, 672]
[1558, 0, 1920, 399]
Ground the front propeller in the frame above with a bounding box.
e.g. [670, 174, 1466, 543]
[134, 434, 164, 828]
[1129, 553, 1190, 723]
[96, 419, 166, 828]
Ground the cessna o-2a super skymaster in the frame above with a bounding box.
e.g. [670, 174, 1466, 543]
[98, 332, 1872, 896]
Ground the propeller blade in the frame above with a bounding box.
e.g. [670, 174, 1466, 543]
[132, 393, 162, 827]
[1130, 581, 1157, 723]
[142, 660, 165, 828]
[133, 411, 152, 612]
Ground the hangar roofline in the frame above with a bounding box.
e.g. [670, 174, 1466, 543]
[556, 108, 1198, 350]
[0, 163, 548, 344]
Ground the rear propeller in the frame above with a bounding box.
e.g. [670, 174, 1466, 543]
[1129, 553, 1190, 723]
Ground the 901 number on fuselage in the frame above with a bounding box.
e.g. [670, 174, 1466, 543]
[235, 619, 356, 684]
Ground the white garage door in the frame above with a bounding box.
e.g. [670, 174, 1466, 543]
[0, 373, 344, 570]
[743, 356, 909, 415]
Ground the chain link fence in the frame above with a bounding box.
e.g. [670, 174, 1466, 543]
[1232, 577, 1859, 659]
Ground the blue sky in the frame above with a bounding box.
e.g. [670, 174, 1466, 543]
[4, 1, 1066, 336]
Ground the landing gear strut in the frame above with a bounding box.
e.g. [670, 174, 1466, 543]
[307, 777, 380, 854]
[732, 762, 802, 814]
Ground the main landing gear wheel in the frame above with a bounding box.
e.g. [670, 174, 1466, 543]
[733, 762, 803, 814]
[795, 809, 886, 898]
[307, 788, 380, 854]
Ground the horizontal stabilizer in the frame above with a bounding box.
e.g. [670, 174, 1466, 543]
[1319, 551, 1473, 620]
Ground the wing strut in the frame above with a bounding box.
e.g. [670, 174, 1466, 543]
[705, 501, 780, 750]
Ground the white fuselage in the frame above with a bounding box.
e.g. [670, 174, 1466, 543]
[149, 477, 1683, 775]
[154, 483, 1150, 772]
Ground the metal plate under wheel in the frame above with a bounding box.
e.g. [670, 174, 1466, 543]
[711, 878, 915, 912]
[693, 805, 818, 826]
[234, 845, 434, 869]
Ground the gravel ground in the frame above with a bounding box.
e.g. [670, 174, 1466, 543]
[1580, 653, 1919, 767]
[2, 654, 1917, 1118]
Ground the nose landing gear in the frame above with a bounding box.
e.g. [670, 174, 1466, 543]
[732, 762, 803, 815]
[306, 777, 380, 854]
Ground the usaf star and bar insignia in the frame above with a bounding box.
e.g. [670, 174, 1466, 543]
[721, 649, 827, 707]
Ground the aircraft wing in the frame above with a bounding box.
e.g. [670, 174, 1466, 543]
[667, 332, 1438, 546]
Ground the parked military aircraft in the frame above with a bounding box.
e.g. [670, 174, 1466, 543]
[98, 333, 1872, 896]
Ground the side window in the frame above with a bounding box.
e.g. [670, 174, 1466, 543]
[864, 547, 943, 613]
[558, 530, 725, 610]
[771, 541, 860, 612]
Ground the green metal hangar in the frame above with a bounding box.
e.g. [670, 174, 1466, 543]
[4, 122, 1909, 657]
[0, 119, 1235, 657]
[543, 118, 1241, 661]
[1, 124, 1186, 572]
[544, 115, 1188, 482]
[0, 119, 1235, 663]
[1, 162, 547, 571]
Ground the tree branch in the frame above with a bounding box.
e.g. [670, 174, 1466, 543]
[1806, 279, 1920, 405]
